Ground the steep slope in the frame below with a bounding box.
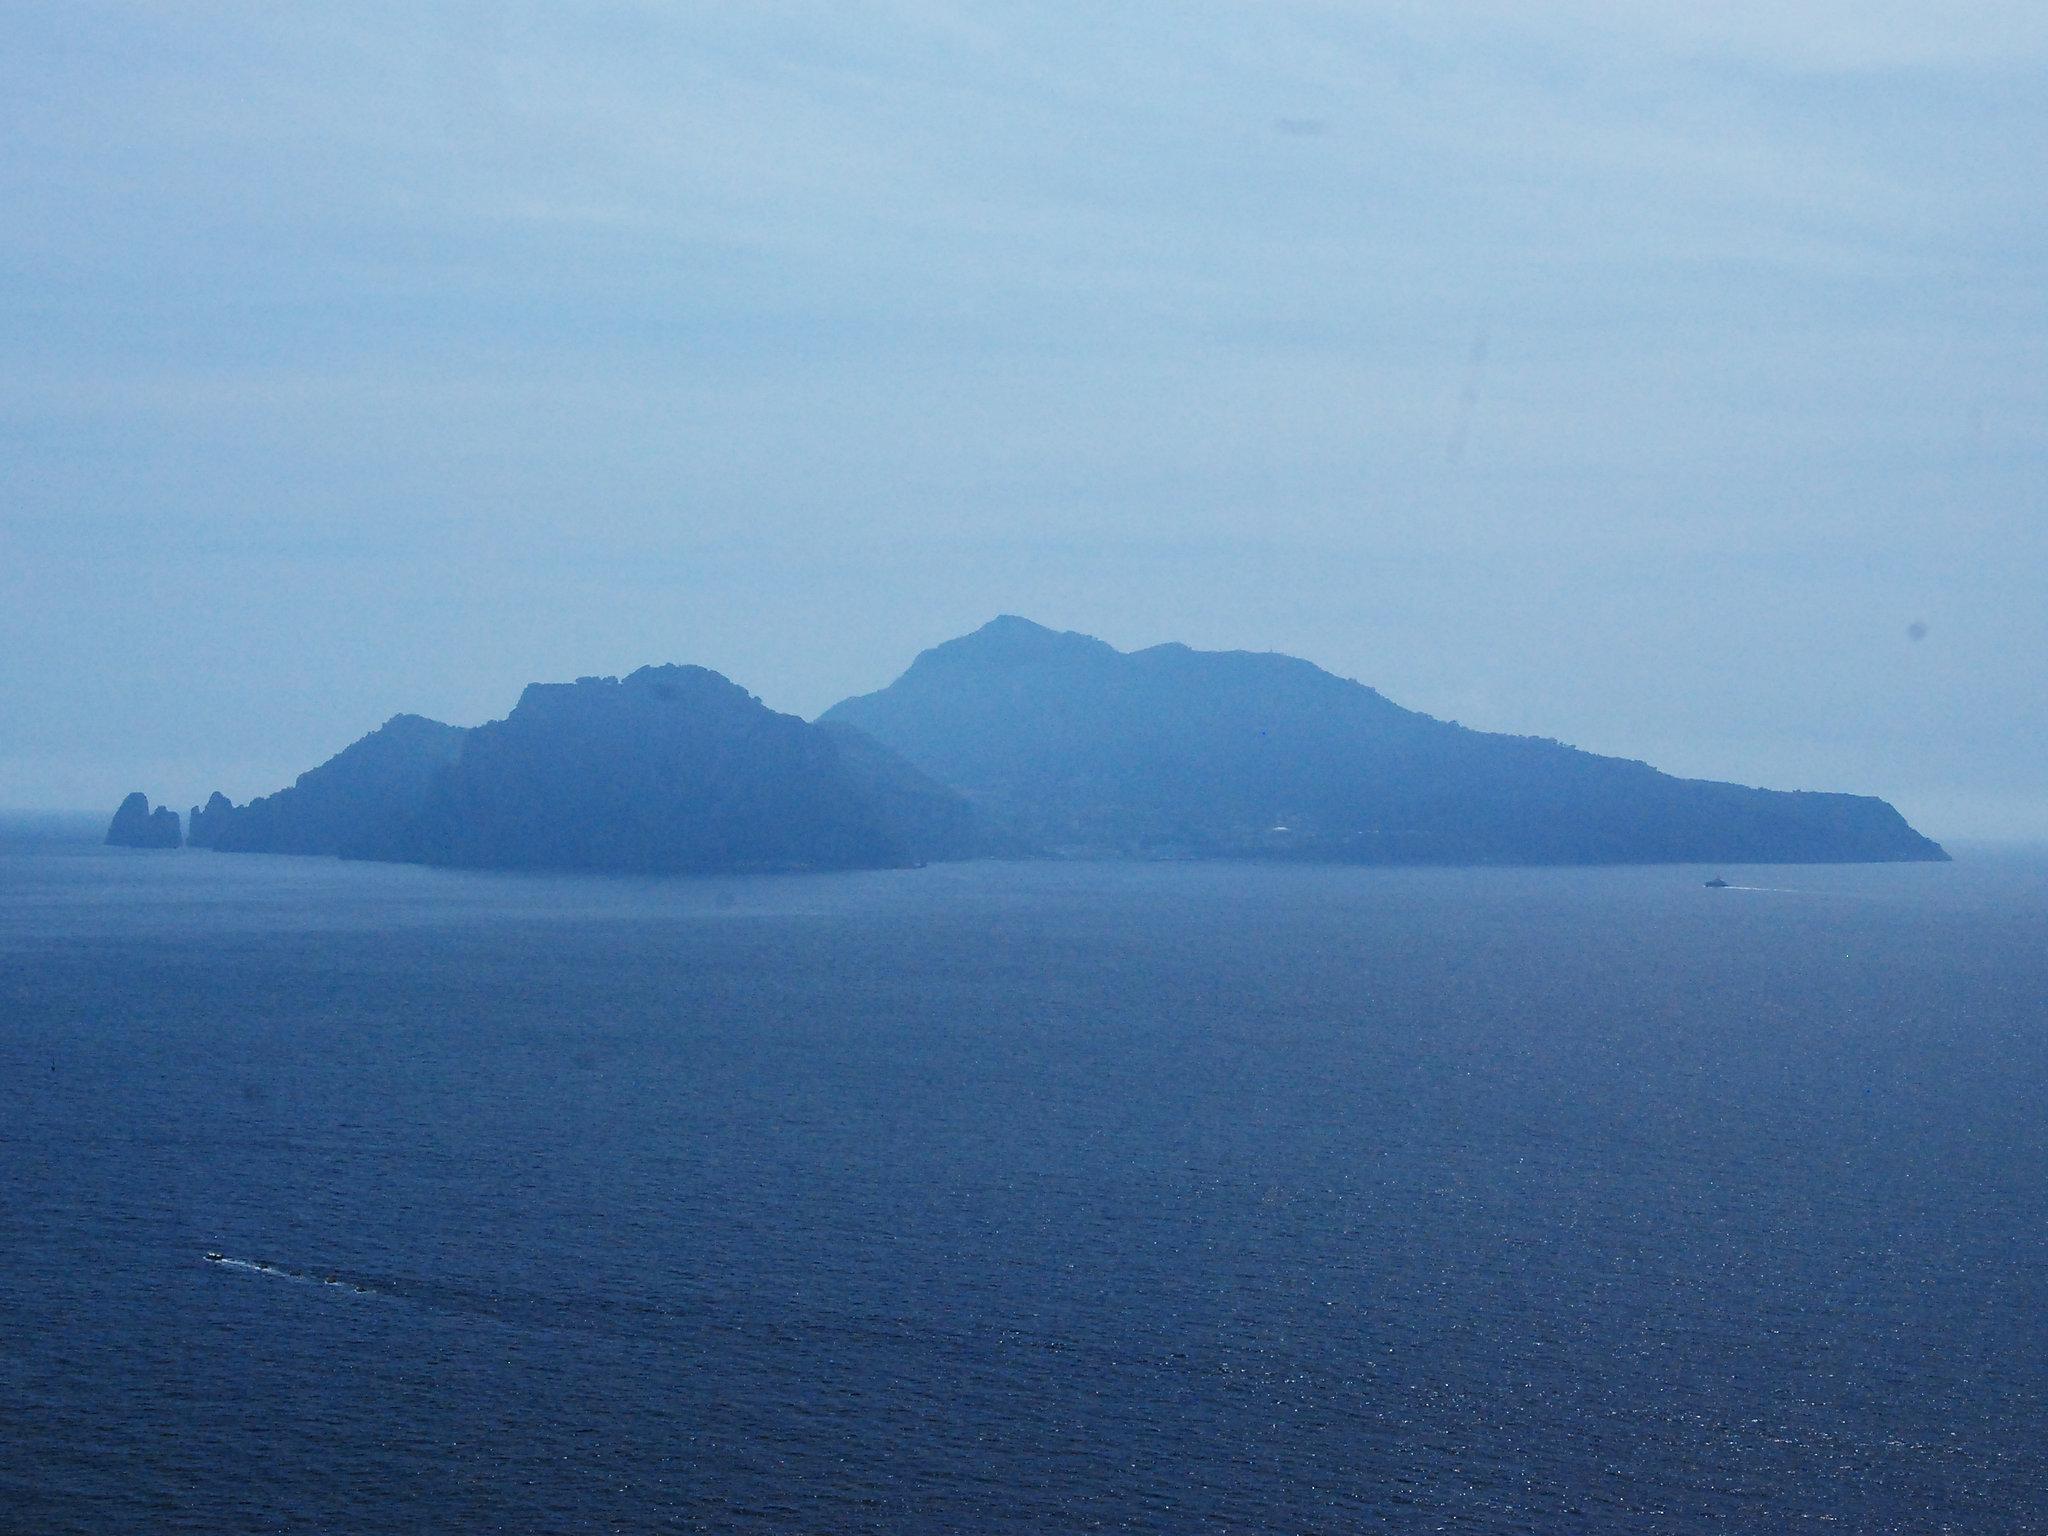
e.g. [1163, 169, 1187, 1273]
[105, 792, 181, 848]
[190, 666, 992, 873]
[413, 666, 924, 872]
[816, 721, 1027, 861]
[821, 617, 1948, 865]
[190, 714, 466, 859]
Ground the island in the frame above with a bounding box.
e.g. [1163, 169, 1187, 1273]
[173, 621, 1946, 875]
[105, 792, 181, 849]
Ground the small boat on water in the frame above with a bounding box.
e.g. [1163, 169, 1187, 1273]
[204, 1251, 225, 1263]
[1703, 877, 1729, 889]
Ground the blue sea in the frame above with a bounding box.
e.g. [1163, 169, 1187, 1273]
[2, 833, 2043, 1533]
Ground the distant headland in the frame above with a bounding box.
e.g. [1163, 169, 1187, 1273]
[116, 618, 1948, 872]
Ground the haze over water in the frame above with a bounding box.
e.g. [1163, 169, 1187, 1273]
[3, 838, 2043, 1532]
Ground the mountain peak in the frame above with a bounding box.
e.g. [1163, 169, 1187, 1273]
[185, 664, 991, 871]
[820, 619, 1949, 866]
[979, 615, 1059, 638]
[916, 616, 1120, 671]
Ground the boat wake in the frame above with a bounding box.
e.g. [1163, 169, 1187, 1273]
[203, 1252, 380, 1296]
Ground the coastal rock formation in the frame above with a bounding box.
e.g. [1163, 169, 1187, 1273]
[105, 792, 181, 848]
[192, 715, 465, 860]
[191, 668, 993, 873]
[185, 791, 235, 849]
[821, 617, 1950, 866]
[408, 665, 985, 872]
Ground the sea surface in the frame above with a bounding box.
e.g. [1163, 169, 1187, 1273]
[1, 835, 2044, 1533]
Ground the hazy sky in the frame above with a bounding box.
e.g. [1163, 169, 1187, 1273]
[4, 2, 2043, 837]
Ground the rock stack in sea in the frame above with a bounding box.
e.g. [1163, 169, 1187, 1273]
[105, 792, 182, 848]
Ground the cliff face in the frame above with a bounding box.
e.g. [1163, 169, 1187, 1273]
[105, 792, 181, 849]
[189, 668, 990, 873]
[185, 792, 235, 849]
[821, 617, 1950, 866]
[192, 715, 466, 860]
[410, 666, 913, 873]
